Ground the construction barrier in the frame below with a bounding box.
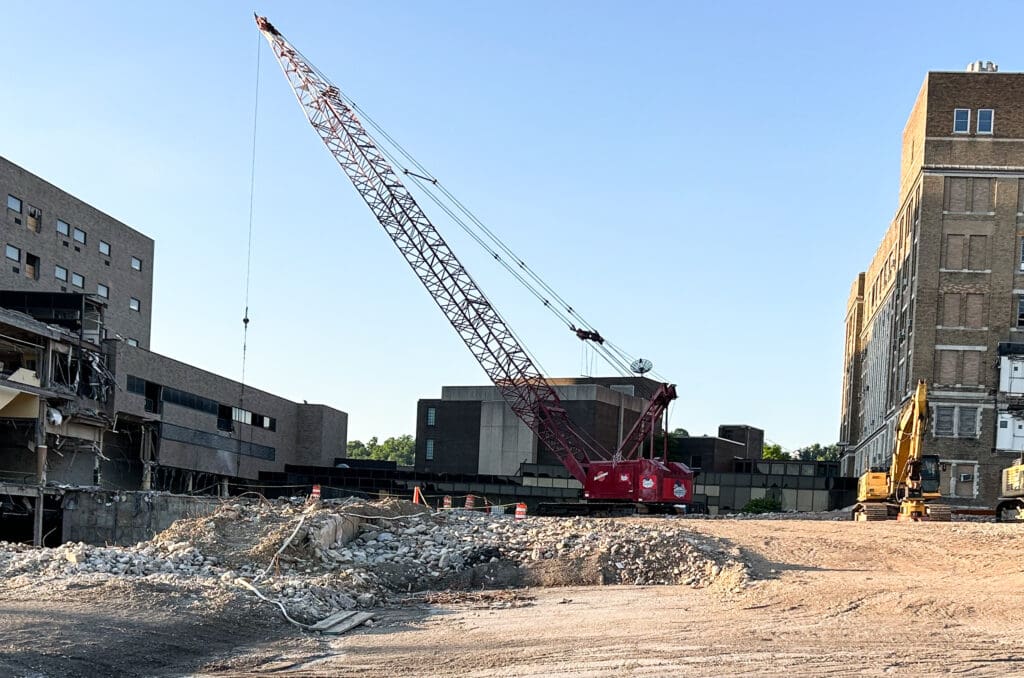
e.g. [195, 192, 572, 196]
[442, 495, 452, 509]
[465, 494, 476, 509]
[515, 503, 527, 521]
[311, 484, 321, 500]
[412, 486, 424, 504]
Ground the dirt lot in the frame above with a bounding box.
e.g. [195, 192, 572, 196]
[4, 518, 1024, 677]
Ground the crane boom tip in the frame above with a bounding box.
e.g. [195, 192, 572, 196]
[254, 14, 280, 37]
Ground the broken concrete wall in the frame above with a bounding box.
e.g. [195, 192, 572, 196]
[61, 490, 218, 545]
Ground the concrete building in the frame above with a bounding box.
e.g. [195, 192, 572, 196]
[414, 376, 659, 477]
[1, 157, 153, 347]
[0, 157, 348, 537]
[839, 61, 1024, 506]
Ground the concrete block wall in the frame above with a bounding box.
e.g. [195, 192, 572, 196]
[61, 490, 218, 546]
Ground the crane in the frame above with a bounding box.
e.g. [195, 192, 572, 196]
[852, 380, 951, 521]
[255, 16, 694, 510]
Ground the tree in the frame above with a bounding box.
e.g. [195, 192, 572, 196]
[346, 435, 415, 466]
[791, 443, 841, 462]
[761, 443, 789, 460]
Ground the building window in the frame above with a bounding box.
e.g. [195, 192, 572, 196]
[953, 108, 970, 133]
[55, 265, 68, 282]
[71, 272, 84, 288]
[126, 338, 138, 347]
[24, 253, 39, 280]
[6, 195, 21, 212]
[26, 205, 41, 232]
[1018, 297, 1024, 327]
[72, 228, 86, 244]
[129, 297, 140, 312]
[425, 439, 435, 460]
[934, 405, 979, 438]
[426, 407, 436, 426]
[97, 283, 109, 298]
[131, 256, 142, 271]
[99, 240, 110, 256]
[57, 220, 69, 236]
[4, 245, 19, 262]
[977, 108, 994, 134]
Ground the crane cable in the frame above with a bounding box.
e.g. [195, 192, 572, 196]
[339, 93, 642, 377]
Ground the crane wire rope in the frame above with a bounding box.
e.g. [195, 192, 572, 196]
[338, 93, 647, 378]
[237, 30, 263, 474]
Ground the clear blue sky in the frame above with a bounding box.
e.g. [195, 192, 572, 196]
[1, 1, 1019, 452]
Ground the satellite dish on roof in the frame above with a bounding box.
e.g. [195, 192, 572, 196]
[630, 358, 653, 375]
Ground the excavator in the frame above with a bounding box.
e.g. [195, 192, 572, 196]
[255, 16, 694, 512]
[852, 380, 951, 521]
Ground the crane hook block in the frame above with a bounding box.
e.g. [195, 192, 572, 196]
[575, 328, 605, 345]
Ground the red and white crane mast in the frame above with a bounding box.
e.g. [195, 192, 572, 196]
[256, 16, 693, 506]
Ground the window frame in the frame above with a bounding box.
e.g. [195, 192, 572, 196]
[55, 265, 68, 282]
[72, 227, 87, 244]
[426, 407, 436, 427]
[99, 240, 111, 256]
[131, 256, 142, 271]
[57, 219, 70, 236]
[4, 245, 20, 262]
[934, 404, 979, 438]
[71, 272, 84, 289]
[97, 283, 109, 299]
[6, 195, 22, 213]
[953, 108, 971, 134]
[425, 439, 435, 461]
[1018, 296, 1024, 328]
[129, 297, 141, 312]
[977, 108, 994, 135]
[126, 338, 139, 347]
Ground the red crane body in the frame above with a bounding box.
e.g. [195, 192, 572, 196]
[257, 16, 693, 506]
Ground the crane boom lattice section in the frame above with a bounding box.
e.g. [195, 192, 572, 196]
[257, 18, 605, 479]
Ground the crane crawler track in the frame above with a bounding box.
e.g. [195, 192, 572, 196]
[852, 503, 890, 521]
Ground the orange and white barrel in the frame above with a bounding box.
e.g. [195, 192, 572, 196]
[442, 495, 452, 509]
[465, 494, 476, 509]
[515, 503, 527, 521]
[311, 484, 321, 500]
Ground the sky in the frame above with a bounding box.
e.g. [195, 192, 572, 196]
[1, 0, 1021, 452]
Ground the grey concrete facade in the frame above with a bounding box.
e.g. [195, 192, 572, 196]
[414, 377, 655, 476]
[0, 156, 154, 348]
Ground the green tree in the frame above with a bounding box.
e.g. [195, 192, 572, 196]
[761, 443, 789, 460]
[792, 443, 841, 462]
[346, 435, 415, 466]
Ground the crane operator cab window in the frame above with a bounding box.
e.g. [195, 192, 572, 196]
[919, 455, 940, 494]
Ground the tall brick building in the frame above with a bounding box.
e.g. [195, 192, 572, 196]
[840, 61, 1024, 507]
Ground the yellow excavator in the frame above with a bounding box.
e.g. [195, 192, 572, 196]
[852, 380, 952, 521]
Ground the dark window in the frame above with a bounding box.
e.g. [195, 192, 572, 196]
[1018, 297, 1024, 328]
[958, 407, 978, 438]
[977, 108, 994, 134]
[425, 439, 435, 460]
[217, 404, 233, 432]
[126, 375, 146, 394]
[426, 407, 436, 426]
[953, 108, 970, 133]
[935, 406, 955, 437]
[25, 253, 39, 280]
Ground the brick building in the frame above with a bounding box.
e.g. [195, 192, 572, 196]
[0, 156, 348, 510]
[839, 61, 1024, 506]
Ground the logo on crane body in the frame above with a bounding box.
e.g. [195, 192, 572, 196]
[641, 477, 655, 489]
[673, 481, 687, 499]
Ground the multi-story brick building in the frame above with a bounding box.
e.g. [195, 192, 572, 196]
[840, 61, 1024, 507]
[0, 156, 348, 509]
[1, 157, 153, 348]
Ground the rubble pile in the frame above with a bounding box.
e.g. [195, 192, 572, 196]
[0, 498, 749, 625]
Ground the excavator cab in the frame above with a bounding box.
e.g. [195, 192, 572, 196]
[918, 454, 941, 495]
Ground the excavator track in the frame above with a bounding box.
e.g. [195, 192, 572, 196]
[852, 503, 890, 521]
[926, 505, 952, 522]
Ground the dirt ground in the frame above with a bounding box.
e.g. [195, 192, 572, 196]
[4, 518, 1024, 677]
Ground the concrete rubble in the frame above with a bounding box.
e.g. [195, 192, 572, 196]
[0, 497, 749, 627]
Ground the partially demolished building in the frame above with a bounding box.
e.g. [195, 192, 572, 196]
[0, 156, 348, 541]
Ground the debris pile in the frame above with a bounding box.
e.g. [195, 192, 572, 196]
[0, 498, 749, 627]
